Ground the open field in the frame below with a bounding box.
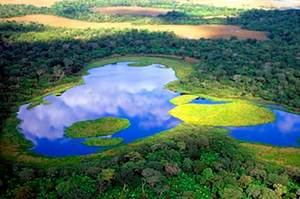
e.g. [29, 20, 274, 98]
[1, 14, 268, 40]
[175, 0, 300, 9]
[91, 6, 172, 17]
[0, 0, 60, 7]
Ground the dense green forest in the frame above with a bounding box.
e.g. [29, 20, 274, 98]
[1, 125, 300, 198]
[1, 1, 300, 198]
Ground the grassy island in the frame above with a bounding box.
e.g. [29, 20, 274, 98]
[65, 117, 130, 138]
[169, 100, 275, 126]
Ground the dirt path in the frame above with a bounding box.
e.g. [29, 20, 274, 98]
[1, 14, 268, 40]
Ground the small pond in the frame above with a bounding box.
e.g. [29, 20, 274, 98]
[18, 62, 180, 156]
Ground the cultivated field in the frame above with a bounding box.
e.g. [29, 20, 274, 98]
[91, 6, 172, 17]
[1, 14, 268, 40]
[0, 0, 60, 7]
[174, 0, 300, 9]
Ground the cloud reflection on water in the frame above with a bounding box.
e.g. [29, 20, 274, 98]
[17, 63, 180, 156]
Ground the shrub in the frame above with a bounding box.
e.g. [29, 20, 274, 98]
[182, 158, 193, 172]
[15, 186, 35, 199]
[18, 168, 35, 181]
[238, 175, 252, 188]
[56, 176, 96, 199]
[164, 163, 180, 176]
[221, 187, 243, 199]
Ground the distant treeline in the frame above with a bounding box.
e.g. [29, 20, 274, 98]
[0, 1, 242, 25]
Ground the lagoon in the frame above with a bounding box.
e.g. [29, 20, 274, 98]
[17, 62, 180, 156]
[17, 61, 300, 157]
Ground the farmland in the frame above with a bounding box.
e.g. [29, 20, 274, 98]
[0, 0, 60, 7]
[1, 14, 268, 40]
[91, 6, 172, 17]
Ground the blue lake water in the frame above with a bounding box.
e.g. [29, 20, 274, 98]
[230, 109, 300, 147]
[191, 98, 225, 105]
[17, 62, 180, 157]
[17, 62, 300, 157]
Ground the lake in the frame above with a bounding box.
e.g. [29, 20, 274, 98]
[17, 62, 180, 156]
[230, 109, 300, 147]
[17, 62, 300, 157]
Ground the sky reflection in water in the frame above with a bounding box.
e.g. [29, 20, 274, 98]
[230, 109, 300, 147]
[18, 62, 180, 157]
[17, 62, 300, 156]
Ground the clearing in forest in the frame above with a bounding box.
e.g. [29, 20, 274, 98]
[0, 0, 61, 7]
[91, 6, 172, 17]
[1, 14, 268, 40]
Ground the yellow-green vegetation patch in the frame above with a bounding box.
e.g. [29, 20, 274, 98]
[169, 101, 275, 126]
[170, 94, 198, 105]
[65, 117, 130, 138]
[83, 137, 123, 147]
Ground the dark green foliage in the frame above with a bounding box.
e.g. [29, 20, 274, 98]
[56, 176, 96, 199]
[0, 4, 49, 18]
[1, 125, 300, 198]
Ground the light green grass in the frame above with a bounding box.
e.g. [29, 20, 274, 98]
[65, 117, 130, 138]
[169, 100, 275, 126]
[83, 137, 123, 146]
[170, 94, 198, 105]
[241, 143, 300, 168]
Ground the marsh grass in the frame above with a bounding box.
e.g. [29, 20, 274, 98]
[169, 100, 275, 126]
[170, 94, 199, 105]
[65, 117, 130, 138]
[241, 143, 300, 168]
[83, 137, 123, 146]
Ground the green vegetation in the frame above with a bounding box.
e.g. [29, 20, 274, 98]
[50, 1, 240, 25]
[170, 101, 275, 126]
[2, 124, 300, 198]
[0, 4, 49, 18]
[170, 94, 198, 105]
[242, 143, 300, 168]
[66, 117, 130, 138]
[1, 2, 300, 198]
[84, 137, 123, 146]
